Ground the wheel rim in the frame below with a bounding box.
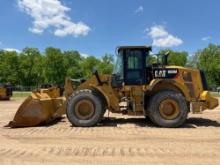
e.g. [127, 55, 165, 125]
[159, 99, 180, 120]
[74, 99, 95, 120]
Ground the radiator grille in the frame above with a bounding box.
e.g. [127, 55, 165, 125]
[182, 71, 195, 98]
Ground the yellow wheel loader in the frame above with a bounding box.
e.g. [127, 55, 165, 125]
[8, 46, 219, 128]
[0, 84, 12, 100]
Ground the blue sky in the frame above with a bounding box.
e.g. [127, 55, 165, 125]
[0, 0, 220, 57]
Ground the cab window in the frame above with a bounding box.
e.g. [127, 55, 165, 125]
[126, 50, 142, 69]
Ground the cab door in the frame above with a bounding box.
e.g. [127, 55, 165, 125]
[124, 49, 146, 85]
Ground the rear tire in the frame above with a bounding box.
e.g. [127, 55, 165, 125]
[147, 90, 188, 128]
[66, 89, 105, 127]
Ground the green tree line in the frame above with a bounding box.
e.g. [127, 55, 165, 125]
[0, 47, 114, 87]
[0, 44, 219, 88]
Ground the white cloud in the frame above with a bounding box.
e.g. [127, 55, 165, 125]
[147, 25, 168, 38]
[3, 48, 20, 53]
[17, 0, 91, 37]
[135, 6, 144, 14]
[80, 52, 89, 58]
[202, 36, 212, 41]
[152, 34, 183, 47]
[146, 25, 183, 48]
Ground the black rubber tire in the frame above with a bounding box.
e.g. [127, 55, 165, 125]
[147, 90, 188, 128]
[66, 89, 105, 127]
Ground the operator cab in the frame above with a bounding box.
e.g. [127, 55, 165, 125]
[112, 46, 152, 87]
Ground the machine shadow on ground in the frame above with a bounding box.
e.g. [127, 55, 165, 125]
[184, 117, 220, 128]
[4, 116, 220, 129]
[97, 117, 220, 128]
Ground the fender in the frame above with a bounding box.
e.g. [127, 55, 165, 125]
[89, 85, 120, 112]
[147, 79, 191, 101]
[77, 75, 120, 111]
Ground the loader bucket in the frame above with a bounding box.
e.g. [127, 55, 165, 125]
[7, 87, 66, 128]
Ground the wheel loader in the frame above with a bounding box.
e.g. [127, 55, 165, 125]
[8, 46, 219, 128]
[0, 83, 12, 100]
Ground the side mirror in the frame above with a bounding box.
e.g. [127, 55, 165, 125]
[92, 67, 97, 75]
[162, 51, 170, 65]
[165, 51, 170, 56]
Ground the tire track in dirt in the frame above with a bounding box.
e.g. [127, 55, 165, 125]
[39, 146, 220, 158]
[0, 148, 40, 158]
[0, 146, 218, 159]
[2, 126, 220, 140]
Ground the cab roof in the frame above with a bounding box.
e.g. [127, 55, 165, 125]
[117, 45, 152, 52]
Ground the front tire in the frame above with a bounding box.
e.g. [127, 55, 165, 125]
[148, 90, 188, 128]
[66, 90, 105, 127]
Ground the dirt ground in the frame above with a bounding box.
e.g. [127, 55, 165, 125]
[0, 98, 220, 165]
